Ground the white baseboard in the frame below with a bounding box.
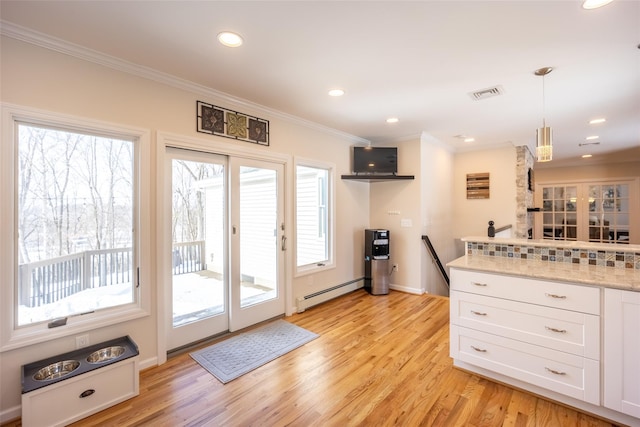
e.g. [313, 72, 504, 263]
[139, 356, 158, 371]
[390, 284, 424, 295]
[0, 404, 21, 424]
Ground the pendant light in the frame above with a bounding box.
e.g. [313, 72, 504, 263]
[535, 67, 553, 162]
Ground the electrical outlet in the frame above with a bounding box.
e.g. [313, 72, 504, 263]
[76, 334, 90, 349]
[393, 263, 399, 272]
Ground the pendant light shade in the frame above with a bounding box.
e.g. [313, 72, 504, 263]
[536, 126, 553, 162]
[534, 67, 554, 162]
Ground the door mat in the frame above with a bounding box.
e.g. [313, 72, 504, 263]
[190, 320, 319, 383]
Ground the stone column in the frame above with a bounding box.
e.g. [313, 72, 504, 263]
[515, 146, 534, 239]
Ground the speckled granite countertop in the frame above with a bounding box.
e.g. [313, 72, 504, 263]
[448, 255, 640, 291]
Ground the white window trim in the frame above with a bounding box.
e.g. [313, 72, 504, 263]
[0, 104, 151, 352]
[294, 156, 335, 277]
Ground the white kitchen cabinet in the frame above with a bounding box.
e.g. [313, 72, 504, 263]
[451, 325, 600, 404]
[451, 268, 600, 314]
[451, 290, 600, 359]
[450, 268, 601, 405]
[604, 288, 640, 418]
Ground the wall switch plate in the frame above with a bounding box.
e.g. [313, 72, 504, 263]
[76, 334, 90, 349]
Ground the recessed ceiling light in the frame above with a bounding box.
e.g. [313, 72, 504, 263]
[585, 135, 599, 140]
[589, 118, 606, 124]
[328, 89, 345, 97]
[582, 154, 593, 158]
[453, 135, 475, 142]
[386, 117, 399, 124]
[217, 31, 243, 47]
[582, 0, 614, 9]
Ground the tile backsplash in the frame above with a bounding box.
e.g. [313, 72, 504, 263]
[466, 241, 640, 270]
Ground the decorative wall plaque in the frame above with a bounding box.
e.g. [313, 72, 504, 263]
[466, 172, 490, 199]
[197, 101, 269, 146]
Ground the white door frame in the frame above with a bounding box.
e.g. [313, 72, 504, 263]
[156, 132, 292, 365]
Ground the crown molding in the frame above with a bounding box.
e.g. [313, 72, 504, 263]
[0, 20, 369, 144]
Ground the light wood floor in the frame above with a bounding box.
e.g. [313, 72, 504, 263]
[5, 290, 622, 427]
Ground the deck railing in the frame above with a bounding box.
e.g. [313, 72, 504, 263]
[19, 241, 205, 307]
[172, 240, 206, 275]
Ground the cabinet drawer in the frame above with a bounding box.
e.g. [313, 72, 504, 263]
[451, 290, 600, 359]
[451, 325, 600, 405]
[22, 358, 139, 427]
[451, 269, 600, 314]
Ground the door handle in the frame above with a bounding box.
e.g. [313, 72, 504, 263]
[281, 235, 287, 251]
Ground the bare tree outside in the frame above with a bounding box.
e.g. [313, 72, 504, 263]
[172, 160, 222, 244]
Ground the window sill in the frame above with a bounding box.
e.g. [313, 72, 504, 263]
[1, 305, 149, 353]
[295, 262, 335, 278]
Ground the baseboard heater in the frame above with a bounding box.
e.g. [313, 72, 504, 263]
[296, 278, 364, 313]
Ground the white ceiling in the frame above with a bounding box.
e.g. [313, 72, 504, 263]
[1, 1, 639, 167]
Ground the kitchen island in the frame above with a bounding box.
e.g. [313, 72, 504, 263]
[448, 237, 640, 426]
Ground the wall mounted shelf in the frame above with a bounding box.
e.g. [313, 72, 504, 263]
[341, 175, 414, 182]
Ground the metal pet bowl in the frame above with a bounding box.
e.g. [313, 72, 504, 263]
[86, 345, 125, 364]
[33, 360, 81, 381]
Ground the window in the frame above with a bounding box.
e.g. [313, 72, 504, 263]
[17, 123, 136, 325]
[295, 160, 334, 273]
[1, 106, 150, 350]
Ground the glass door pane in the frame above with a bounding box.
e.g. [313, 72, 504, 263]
[167, 149, 228, 350]
[590, 183, 630, 244]
[172, 158, 226, 326]
[541, 185, 578, 241]
[230, 159, 285, 332]
[239, 166, 278, 308]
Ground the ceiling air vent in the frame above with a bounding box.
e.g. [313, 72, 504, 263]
[468, 86, 504, 101]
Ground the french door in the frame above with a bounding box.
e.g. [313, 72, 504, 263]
[165, 148, 285, 350]
[535, 179, 638, 244]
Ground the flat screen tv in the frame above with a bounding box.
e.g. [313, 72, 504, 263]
[352, 146, 398, 175]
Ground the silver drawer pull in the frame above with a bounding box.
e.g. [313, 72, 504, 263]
[545, 367, 566, 376]
[545, 293, 567, 299]
[545, 326, 567, 333]
[470, 310, 487, 316]
[472, 282, 488, 287]
[470, 345, 487, 352]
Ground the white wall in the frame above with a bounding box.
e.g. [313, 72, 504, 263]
[420, 133, 455, 296]
[366, 134, 457, 297]
[0, 36, 369, 419]
[453, 146, 518, 238]
[369, 138, 423, 294]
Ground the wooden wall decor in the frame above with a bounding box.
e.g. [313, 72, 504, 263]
[467, 173, 490, 199]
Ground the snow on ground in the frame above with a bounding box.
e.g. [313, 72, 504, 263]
[19, 270, 275, 327]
